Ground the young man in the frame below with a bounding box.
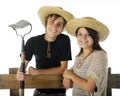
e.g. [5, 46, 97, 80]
[16, 6, 74, 96]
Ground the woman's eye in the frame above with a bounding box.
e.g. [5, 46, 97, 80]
[87, 33, 91, 36]
[77, 33, 82, 36]
[50, 21, 54, 24]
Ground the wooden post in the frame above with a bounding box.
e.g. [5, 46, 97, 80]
[107, 67, 112, 96]
[9, 68, 19, 96]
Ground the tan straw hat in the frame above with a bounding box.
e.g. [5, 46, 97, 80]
[38, 6, 74, 26]
[66, 17, 109, 42]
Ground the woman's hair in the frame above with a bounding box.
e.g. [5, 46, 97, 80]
[76, 27, 106, 56]
[45, 14, 66, 29]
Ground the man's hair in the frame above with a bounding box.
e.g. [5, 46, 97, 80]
[45, 14, 66, 29]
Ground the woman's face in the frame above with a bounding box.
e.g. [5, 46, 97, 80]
[76, 27, 93, 50]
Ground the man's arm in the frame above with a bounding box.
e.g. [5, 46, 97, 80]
[28, 61, 68, 75]
[16, 60, 29, 81]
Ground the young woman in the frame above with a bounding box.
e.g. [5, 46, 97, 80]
[63, 17, 109, 96]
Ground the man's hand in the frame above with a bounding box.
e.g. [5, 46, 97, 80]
[16, 68, 25, 81]
[28, 66, 39, 75]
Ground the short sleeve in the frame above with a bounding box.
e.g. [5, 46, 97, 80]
[58, 35, 72, 61]
[87, 51, 108, 86]
[25, 37, 34, 61]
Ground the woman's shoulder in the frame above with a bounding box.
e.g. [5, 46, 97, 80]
[94, 50, 106, 55]
[92, 50, 107, 59]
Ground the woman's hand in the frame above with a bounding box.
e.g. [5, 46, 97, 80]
[63, 69, 73, 89]
[63, 77, 72, 89]
[63, 69, 73, 79]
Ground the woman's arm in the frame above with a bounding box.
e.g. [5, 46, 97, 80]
[63, 69, 96, 93]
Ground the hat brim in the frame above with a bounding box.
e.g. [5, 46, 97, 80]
[38, 6, 74, 26]
[66, 17, 109, 42]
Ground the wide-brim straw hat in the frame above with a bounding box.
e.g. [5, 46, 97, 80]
[66, 17, 109, 42]
[38, 6, 74, 26]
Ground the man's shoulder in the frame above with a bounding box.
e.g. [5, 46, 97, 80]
[31, 34, 44, 40]
[58, 34, 70, 39]
[27, 34, 44, 43]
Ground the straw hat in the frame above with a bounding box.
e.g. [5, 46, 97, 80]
[66, 17, 109, 42]
[38, 6, 74, 26]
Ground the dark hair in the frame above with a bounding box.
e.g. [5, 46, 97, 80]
[76, 27, 106, 56]
[45, 14, 66, 29]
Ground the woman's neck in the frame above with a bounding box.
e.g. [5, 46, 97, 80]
[82, 49, 93, 57]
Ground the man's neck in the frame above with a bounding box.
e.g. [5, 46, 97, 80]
[44, 34, 56, 42]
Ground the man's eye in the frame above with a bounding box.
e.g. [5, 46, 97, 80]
[57, 23, 63, 27]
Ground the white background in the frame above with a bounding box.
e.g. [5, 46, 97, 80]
[0, 0, 120, 95]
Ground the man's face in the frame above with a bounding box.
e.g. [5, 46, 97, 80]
[46, 16, 64, 38]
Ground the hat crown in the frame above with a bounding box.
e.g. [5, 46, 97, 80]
[57, 7, 63, 9]
[83, 17, 96, 20]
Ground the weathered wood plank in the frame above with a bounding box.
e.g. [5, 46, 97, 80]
[0, 74, 64, 89]
[0, 67, 120, 96]
[108, 74, 120, 88]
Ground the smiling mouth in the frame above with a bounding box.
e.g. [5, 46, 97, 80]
[80, 41, 88, 44]
[49, 30, 57, 34]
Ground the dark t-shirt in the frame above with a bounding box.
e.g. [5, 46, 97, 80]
[25, 33, 72, 93]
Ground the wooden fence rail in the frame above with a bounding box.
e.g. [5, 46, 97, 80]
[0, 67, 120, 96]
